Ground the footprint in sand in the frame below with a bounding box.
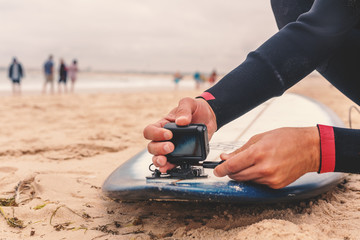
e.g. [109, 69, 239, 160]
[0, 166, 18, 173]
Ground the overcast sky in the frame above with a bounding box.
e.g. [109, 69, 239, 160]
[0, 0, 277, 73]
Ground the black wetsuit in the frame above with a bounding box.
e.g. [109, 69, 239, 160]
[59, 63, 67, 83]
[199, 0, 360, 173]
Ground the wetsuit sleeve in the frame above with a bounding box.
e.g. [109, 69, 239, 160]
[199, 0, 360, 129]
[317, 125, 360, 173]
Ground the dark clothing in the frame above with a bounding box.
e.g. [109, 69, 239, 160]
[59, 63, 67, 83]
[8, 62, 24, 83]
[201, 0, 360, 173]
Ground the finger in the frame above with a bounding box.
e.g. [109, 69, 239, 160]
[152, 156, 176, 173]
[221, 135, 261, 159]
[152, 155, 167, 167]
[214, 150, 255, 177]
[147, 141, 174, 156]
[227, 166, 261, 182]
[174, 98, 197, 126]
[144, 120, 173, 141]
[220, 153, 231, 160]
[159, 162, 177, 173]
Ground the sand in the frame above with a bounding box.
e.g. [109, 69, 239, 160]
[1, 75, 360, 240]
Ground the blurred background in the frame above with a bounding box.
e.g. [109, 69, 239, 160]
[0, 0, 277, 93]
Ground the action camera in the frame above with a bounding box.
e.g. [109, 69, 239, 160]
[164, 123, 209, 165]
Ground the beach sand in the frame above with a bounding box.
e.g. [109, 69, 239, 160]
[1, 74, 360, 240]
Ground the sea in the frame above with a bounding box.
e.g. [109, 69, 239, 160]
[0, 70, 212, 94]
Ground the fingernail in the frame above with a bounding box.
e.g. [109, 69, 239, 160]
[177, 116, 187, 121]
[163, 144, 171, 153]
[156, 157, 165, 166]
[213, 169, 219, 177]
[164, 131, 172, 140]
[176, 116, 188, 124]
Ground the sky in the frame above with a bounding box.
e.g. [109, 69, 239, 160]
[0, 0, 277, 73]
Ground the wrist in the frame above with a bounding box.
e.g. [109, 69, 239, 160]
[307, 126, 321, 173]
[195, 97, 218, 135]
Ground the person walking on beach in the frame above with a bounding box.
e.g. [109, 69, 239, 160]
[43, 55, 54, 94]
[67, 59, 78, 93]
[144, 0, 360, 189]
[173, 71, 183, 90]
[8, 57, 24, 95]
[193, 71, 202, 90]
[58, 59, 67, 94]
[208, 69, 217, 85]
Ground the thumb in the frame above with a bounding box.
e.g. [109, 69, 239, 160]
[220, 153, 231, 160]
[174, 98, 196, 126]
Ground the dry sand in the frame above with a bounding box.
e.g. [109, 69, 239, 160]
[1, 75, 360, 240]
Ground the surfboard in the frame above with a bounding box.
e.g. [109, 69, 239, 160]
[102, 93, 345, 203]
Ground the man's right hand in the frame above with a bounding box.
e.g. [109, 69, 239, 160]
[143, 97, 217, 173]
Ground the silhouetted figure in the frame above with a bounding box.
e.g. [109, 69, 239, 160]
[67, 59, 78, 93]
[43, 55, 54, 94]
[58, 59, 67, 94]
[8, 57, 24, 96]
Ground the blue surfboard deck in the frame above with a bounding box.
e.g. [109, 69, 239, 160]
[103, 94, 345, 203]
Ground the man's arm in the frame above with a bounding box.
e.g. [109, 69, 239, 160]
[144, 0, 360, 187]
[202, 0, 360, 129]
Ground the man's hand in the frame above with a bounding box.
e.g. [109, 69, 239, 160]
[143, 97, 217, 173]
[214, 127, 320, 189]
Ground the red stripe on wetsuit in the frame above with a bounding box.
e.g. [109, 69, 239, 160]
[199, 92, 215, 101]
[317, 124, 336, 173]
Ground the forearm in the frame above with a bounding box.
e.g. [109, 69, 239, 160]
[201, 0, 360, 129]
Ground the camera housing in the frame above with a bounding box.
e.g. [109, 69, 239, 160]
[164, 123, 209, 165]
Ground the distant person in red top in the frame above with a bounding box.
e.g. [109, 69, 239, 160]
[208, 69, 217, 85]
[67, 59, 78, 93]
[58, 59, 67, 94]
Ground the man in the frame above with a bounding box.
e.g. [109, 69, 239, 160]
[144, 0, 360, 189]
[43, 55, 54, 94]
[8, 57, 24, 95]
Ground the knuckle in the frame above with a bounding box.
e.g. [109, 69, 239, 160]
[268, 183, 283, 189]
[268, 177, 283, 189]
[147, 142, 155, 154]
[246, 146, 257, 158]
[259, 166, 274, 176]
[246, 145, 264, 162]
[147, 142, 163, 155]
[249, 133, 262, 143]
[179, 97, 193, 105]
[152, 156, 159, 166]
[249, 134, 260, 141]
[143, 125, 151, 138]
[226, 161, 238, 174]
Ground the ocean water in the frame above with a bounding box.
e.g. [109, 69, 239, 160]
[0, 70, 210, 94]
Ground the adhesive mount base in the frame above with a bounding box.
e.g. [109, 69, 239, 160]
[146, 164, 208, 179]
